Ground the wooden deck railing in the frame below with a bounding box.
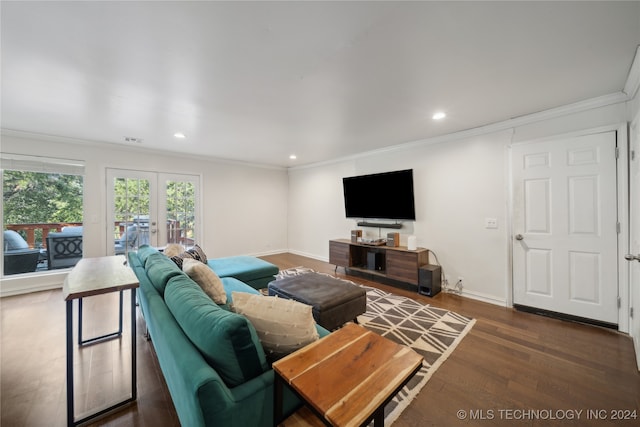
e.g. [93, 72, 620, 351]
[4, 222, 83, 249]
[5, 221, 194, 249]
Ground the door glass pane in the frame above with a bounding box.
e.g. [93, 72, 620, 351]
[113, 177, 150, 254]
[166, 180, 195, 246]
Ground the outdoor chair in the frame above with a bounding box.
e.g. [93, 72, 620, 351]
[47, 228, 83, 270]
[3, 230, 40, 275]
[114, 225, 139, 255]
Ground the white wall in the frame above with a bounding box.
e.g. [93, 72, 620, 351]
[287, 102, 629, 306]
[0, 133, 289, 295]
[1, 99, 634, 302]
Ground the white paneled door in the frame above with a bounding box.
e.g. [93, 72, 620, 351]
[512, 131, 619, 325]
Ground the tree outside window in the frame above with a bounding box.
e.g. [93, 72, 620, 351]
[2, 168, 84, 275]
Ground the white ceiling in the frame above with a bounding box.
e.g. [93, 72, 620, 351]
[2, 1, 639, 168]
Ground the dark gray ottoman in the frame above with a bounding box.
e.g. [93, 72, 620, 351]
[268, 272, 367, 331]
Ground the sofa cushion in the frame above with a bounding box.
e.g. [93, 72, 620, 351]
[231, 292, 319, 362]
[61, 226, 83, 233]
[171, 244, 208, 269]
[164, 275, 268, 387]
[137, 244, 159, 266]
[182, 258, 227, 304]
[208, 256, 279, 283]
[145, 252, 184, 296]
[221, 277, 261, 307]
[3, 230, 29, 251]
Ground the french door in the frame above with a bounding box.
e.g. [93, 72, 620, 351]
[511, 131, 619, 325]
[106, 169, 200, 255]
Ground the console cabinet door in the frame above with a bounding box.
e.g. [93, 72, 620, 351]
[329, 241, 350, 268]
[386, 250, 419, 285]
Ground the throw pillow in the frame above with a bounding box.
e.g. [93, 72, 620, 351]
[231, 291, 319, 361]
[182, 258, 227, 304]
[164, 243, 185, 258]
[170, 244, 208, 269]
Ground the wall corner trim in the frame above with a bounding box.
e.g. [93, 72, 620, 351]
[624, 45, 640, 100]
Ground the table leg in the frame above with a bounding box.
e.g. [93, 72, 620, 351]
[274, 373, 283, 427]
[373, 407, 385, 426]
[131, 288, 137, 400]
[66, 300, 74, 427]
[67, 290, 138, 426]
[78, 291, 124, 346]
[78, 298, 83, 346]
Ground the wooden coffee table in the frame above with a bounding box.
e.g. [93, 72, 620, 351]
[273, 322, 423, 427]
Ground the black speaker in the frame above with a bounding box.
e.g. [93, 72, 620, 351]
[367, 252, 384, 271]
[418, 265, 442, 297]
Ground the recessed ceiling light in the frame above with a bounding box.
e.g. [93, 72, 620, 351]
[174, 132, 186, 139]
[432, 112, 446, 120]
[289, 154, 297, 160]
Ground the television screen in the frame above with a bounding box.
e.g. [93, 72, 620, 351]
[343, 169, 416, 220]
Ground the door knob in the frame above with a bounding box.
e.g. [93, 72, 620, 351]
[624, 254, 640, 262]
[515, 234, 524, 241]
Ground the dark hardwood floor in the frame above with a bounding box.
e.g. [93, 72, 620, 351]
[1, 252, 639, 426]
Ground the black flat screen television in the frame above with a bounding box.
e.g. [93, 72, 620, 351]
[343, 169, 416, 220]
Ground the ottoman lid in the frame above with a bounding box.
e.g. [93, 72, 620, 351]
[269, 272, 366, 311]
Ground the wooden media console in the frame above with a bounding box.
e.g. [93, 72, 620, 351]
[329, 238, 429, 290]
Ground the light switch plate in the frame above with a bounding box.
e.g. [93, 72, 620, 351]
[485, 218, 498, 229]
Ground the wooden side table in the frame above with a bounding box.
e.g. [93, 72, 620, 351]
[62, 255, 139, 427]
[273, 322, 423, 427]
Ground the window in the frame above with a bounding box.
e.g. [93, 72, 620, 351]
[2, 154, 85, 276]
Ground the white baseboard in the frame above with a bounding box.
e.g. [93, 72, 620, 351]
[0, 280, 63, 297]
[0, 251, 507, 310]
[0, 269, 68, 297]
[287, 249, 329, 263]
[286, 249, 509, 307]
[248, 248, 291, 257]
[455, 289, 509, 307]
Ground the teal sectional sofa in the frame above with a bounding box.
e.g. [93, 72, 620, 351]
[208, 255, 279, 289]
[128, 245, 329, 427]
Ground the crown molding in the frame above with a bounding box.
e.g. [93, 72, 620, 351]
[290, 91, 629, 171]
[0, 128, 286, 171]
[3, 84, 634, 174]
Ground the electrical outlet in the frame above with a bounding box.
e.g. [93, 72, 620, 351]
[485, 218, 498, 229]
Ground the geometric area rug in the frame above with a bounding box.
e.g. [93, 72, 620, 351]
[357, 286, 476, 425]
[273, 267, 475, 426]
